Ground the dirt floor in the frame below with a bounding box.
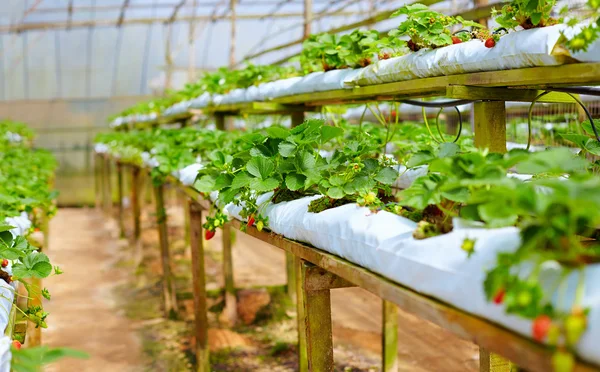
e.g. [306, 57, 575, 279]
[43, 208, 144, 371]
[40, 203, 479, 371]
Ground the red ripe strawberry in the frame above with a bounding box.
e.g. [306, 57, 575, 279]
[532, 315, 552, 342]
[1, 259, 8, 268]
[12, 340, 21, 350]
[484, 38, 496, 48]
[205, 230, 215, 241]
[452, 36, 462, 44]
[493, 288, 505, 304]
[247, 215, 255, 227]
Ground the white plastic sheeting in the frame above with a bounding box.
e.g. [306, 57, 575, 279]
[141, 151, 159, 168]
[345, 25, 576, 87]
[217, 191, 600, 365]
[5, 212, 31, 238]
[0, 337, 11, 372]
[174, 163, 204, 186]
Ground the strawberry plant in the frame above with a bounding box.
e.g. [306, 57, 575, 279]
[389, 4, 483, 51]
[492, 0, 559, 30]
[297, 30, 382, 72]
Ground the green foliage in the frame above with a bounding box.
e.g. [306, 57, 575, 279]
[296, 30, 383, 72]
[492, 0, 559, 29]
[12, 346, 88, 372]
[390, 4, 483, 51]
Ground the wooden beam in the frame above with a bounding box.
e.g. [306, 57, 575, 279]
[300, 260, 334, 372]
[117, 0, 131, 27]
[303, 0, 312, 38]
[153, 183, 179, 318]
[67, 0, 74, 30]
[131, 166, 143, 267]
[447, 86, 579, 103]
[103, 155, 113, 217]
[473, 101, 506, 153]
[382, 300, 399, 372]
[222, 222, 237, 325]
[303, 265, 354, 291]
[94, 153, 102, 211]
[0, 12, 360, 33]
[168, 0, 186, 23]
[188, 200, 210, 372]
[229, 0, 236, 68]
[116, 162, 126, 239]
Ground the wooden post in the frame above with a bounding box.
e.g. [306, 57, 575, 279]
[303, 0, 312, 38]
[116, 162, 126, 238]
[480, 349, 515, 372]
[189, 200, 210, 372]
[215, 113, 226, 131]
[131, 166, 143, 266]
[473, 101, 507, 153]
[382, 300, 399, 372]
[94, 153, 102, 210]
[287, 111, 305, 302]
[298, 261, 354, 372]
[182, 189, 191, 258]
[153, 183, 178, 318]
[229, 0, 236, 67]
[221, 222, 237, 325]
[103, 155, 113, 216]
[296, 256, 308, 372]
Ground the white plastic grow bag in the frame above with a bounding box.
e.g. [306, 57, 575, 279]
[176, 163, 204, 186]
[0, 336, 11, 372]
[220, 89, 248, 105]
[257, 77, 303, 101]
[277, 69, 362, 98]
[345, 25, 576, 87]
[5, 212, 32, 238]
[94, 143, 109, 154]
[141, 152, 159, 168]
[189, 93, 212, 109]
[218, 190, 600, 365]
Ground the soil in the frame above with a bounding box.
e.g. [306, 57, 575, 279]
[43, 208, 144, 372]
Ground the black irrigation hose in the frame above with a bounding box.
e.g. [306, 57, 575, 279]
[434, 106, 463, 143]
[528, 91, 600, 150]
[400, 99, 475, 108]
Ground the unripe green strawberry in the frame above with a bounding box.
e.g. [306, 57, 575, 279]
[256, 220, 264, 232]
[565, 313, 586, 346]
[552, 349, 574, 372]
[461, 238, 476, 257]
[517, 290, 532, 307]
[547, 324, 561, 346]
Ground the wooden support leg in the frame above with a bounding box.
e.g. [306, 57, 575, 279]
[131, 167, 143, 266]
[287, 110, 305, 303]
[94, 153, 102, 210]
[299, 260, 354, 372]
[182, 190, 191, 259]
[473, 101, 507, 153]
[221, 222, 237, 325]
[295, 257, 308, 372]
[382, 300, 399, 372]
[189, 201, 210, 372]
[103, 156, 113, 217]
[286, 253, 297, 303]
[480, 349, 516, 372]
[153, 183, 178, 318]
[116, 162, 126, 239]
